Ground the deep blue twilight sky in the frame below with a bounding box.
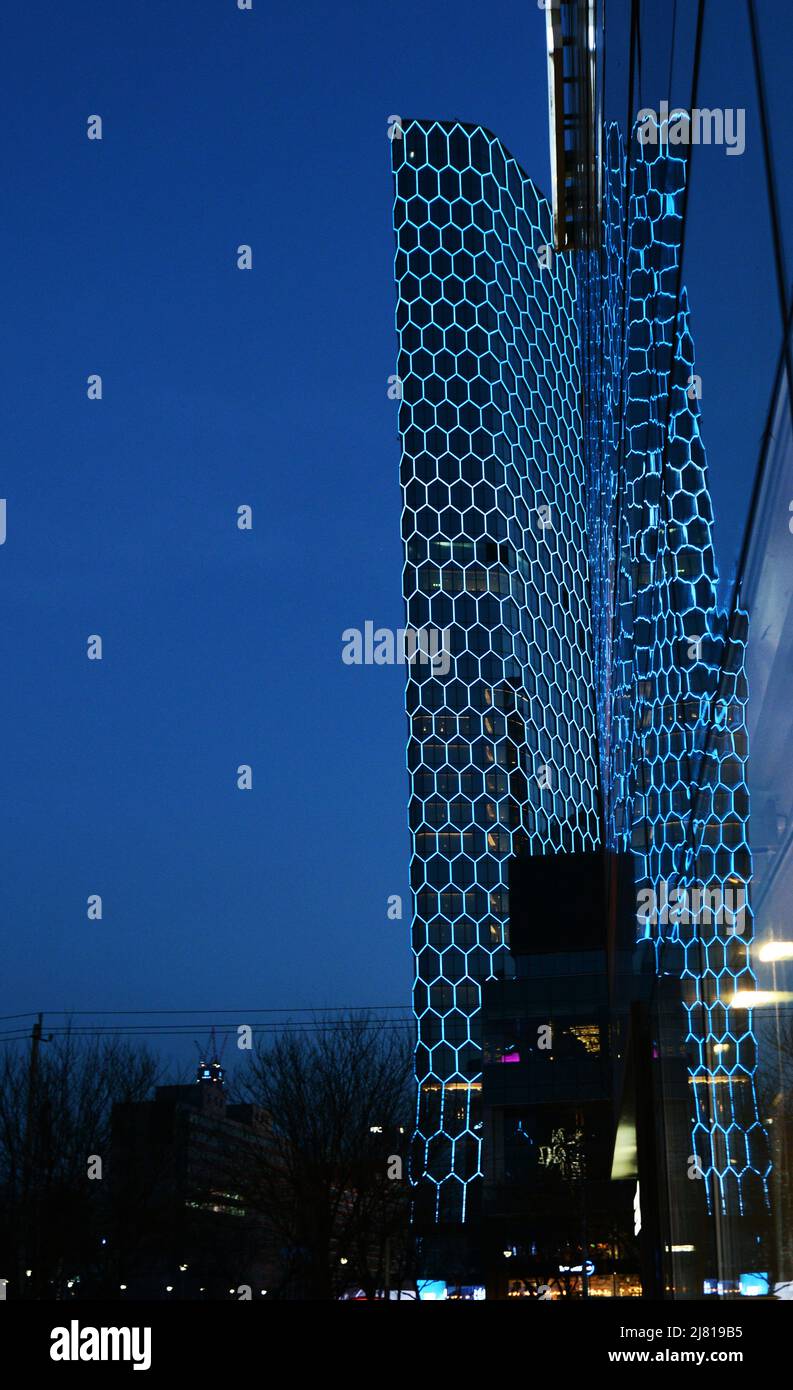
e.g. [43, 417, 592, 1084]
[1, 1, 790, 1063]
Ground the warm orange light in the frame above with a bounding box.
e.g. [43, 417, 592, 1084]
[758, 941, 793, 963]
[730, 989, 793, 1008]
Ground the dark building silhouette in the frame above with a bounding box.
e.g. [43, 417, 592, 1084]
[108, 1062, 274, 1300]
[480, 851, 639, 1298]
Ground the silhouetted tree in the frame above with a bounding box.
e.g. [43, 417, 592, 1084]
[227, 1015, 415, 1299]
[0, 1029, 160, 1299]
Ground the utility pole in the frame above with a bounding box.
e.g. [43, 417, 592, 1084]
[21, 1014, 51, 1299]
[24, 1016, 44, 1156]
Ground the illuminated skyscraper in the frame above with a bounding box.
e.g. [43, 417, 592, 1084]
[392, 115, 768, 1256]
[585, 122, 769, 1258]
[392, 120, 601, 1224]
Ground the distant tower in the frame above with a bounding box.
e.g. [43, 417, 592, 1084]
[194, 1028, 226, 1088]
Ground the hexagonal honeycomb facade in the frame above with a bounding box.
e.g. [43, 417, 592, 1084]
[392, 120, 601, 1223]
[583, 122, 769, 1213]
